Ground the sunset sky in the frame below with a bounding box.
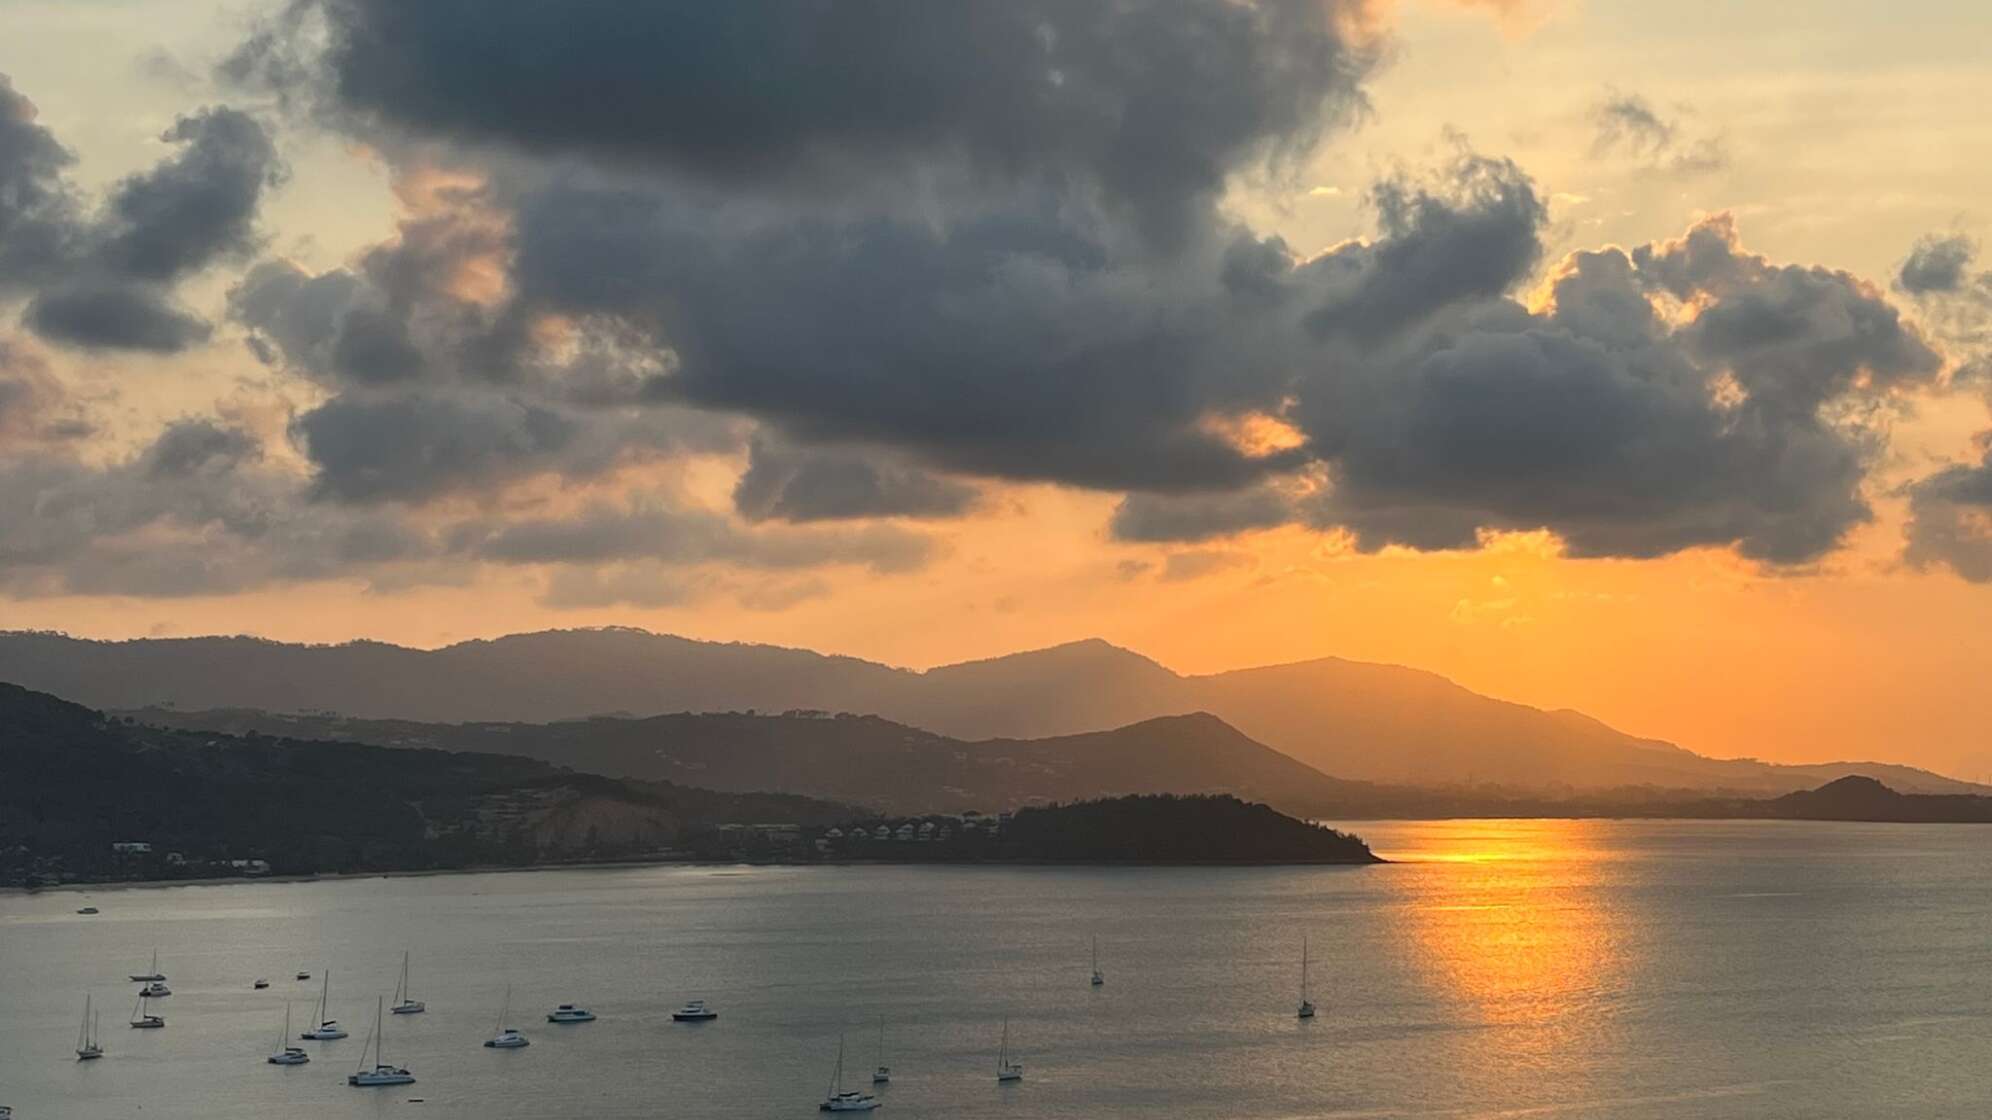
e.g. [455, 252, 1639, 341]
[2, 0, 1989, 778]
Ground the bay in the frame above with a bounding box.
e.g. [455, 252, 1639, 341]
[2, 819, 1990, 1119]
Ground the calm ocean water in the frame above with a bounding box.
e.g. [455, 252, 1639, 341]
[3, 819, 1991, 1119]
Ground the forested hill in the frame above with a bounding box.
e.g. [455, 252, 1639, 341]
[0, 683, 846, 887]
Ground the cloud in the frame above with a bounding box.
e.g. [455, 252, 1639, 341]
[0, 75, 283, 353]
[1160, 549, 1255, 581]
[1904, 447, 1992, 582]
[1110, 484, 1296, 543]
[1591, 91, 1727, 175]
[233, 0, 1378, 249]
[1898, 234, 1977, 296]
[732, 436, 978, 523]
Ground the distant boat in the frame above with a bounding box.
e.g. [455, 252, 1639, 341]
[253, 978, 270, 990]
[996, 1017, 1023, 1082]
[347, 996, 416, 1087]
[129, 949, 165, 983]
[483, 986, 529, 1049]
[546, 1003, 596, 1023]
[1297, 935, 1316, 1020]
[1090, 935, 1105, 987]
[76, 994, 104, 1060]
[390, 951, 425, 1015]
[77, 906, 99, 915]
[138, 981, 171, 999]
[819, 1033, 881, 1112]
[672, 999, 717, 1022]
[871, 1016, 890, 1084]
[301, 971, 347, 1040]
[268, 1003, 310, 1066]
[295, 970, 311, 981]
[129, 992, 164, 1029]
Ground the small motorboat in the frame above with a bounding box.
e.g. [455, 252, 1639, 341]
[139, 981, 171, 999]
[254, 978, 270, 990]
[546, 1004, 596, 1023]
[77, 906, 99, 915]
[295, 971, 311, 981]
[671, 999, 717, 1022]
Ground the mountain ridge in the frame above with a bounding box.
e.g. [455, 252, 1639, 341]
[0, 627, 1975, 795]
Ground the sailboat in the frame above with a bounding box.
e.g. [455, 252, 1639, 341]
[76, 995, 103, 1059]
[268, 1003, 310, 1065]
[129, 949, 165, 983]
[819, 1033, 882, 1111]
[871, 1016, 890, 1084]
[348, 997, 416, 1086]
[390, 951, 425, 1014]
[301, 970, 348, 1039]
[996, 1017, 1023, 1082]
[1090, 935, 1105, 987]
[128, 992, 164, 1029]
[483, 986, 529, 1049]
[1297, 935, 1316, 1020]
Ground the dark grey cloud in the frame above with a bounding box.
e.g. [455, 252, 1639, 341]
[0, 74, 80, 294]
[235, 0, 1376, 247]
[1904, 449, 1992, 582]
[1306, 154, 1545, 342]
[1591, 91, 1727, 175]
[733, 437, 977, 523]
[1898, 234, 1976, 295]
[1110, 484, 1295, 543]
[100, 108, 281, 281]
[0, 335, 91, 445]
[0, 74, 283, 353]
[25, 283, 211, 353]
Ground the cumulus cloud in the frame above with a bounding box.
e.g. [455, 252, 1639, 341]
[232, 0, 1377, 248]
[0, 74, 282, 353]
[1904, 447, 1992, 582]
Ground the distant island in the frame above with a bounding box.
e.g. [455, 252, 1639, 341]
[686, 795, 1381, 866]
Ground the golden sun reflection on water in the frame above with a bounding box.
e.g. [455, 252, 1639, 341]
[1379, 819, 1635, 1047]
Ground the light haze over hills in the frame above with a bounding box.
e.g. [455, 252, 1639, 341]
[0, 628, 1973, 795]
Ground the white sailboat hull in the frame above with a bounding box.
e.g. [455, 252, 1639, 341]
[348, 1067, 416, 1086]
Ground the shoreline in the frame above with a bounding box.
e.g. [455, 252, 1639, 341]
[8, 853, 1383, 896]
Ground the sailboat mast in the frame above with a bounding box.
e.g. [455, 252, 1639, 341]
[79, 994, 89, 1049]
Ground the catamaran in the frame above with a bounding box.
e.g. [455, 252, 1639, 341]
[138, 981, 171, 999]
[1090, 935, 1105, 987]
[268, 1003, 310, 1065]
[1297, 934, 1316, 1020]
[76, 995, 103, 1059]
[129, 950, 165, 983]
[819, 1033, 882, 1112]
[484, 986, 529, 1049]
[129, 992, 164, 1029]
[871, 1016, 890, 1084]
[390, 951, 425, 1014]
[301, 970, 347, 1039]
[996, 1017, 1023, 1082]
[347, 997, 416, 1086]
